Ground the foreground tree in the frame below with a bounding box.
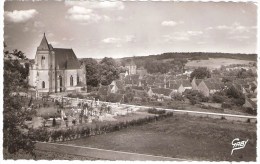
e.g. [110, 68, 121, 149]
[3, 45, 35, 157]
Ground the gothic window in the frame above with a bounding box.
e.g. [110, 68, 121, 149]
[42, 81, 45, 88]
[70, 75, 73, 86]
[77, 75, 80, 85]
[41, 56, 45, 68]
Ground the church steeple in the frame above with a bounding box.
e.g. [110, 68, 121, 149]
[38, 33, 50, 50]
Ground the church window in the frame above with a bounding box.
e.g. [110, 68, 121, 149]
[42, 81, 45, 88]
[70, 75, 73, 86]
[41, 56, 45, 68]
[77, 75, 80, 85]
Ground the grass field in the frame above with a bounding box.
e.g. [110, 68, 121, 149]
[62, 113, 256, 161]
[186, 58, 253, 69]
[3, 149, 99, 160]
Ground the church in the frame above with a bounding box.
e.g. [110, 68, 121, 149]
[29, 33, 86, 95]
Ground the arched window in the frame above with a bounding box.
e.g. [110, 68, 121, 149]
[77, 75, 80, 85]
[42, 81, 45, 88]
[70, 75, 73, 86]
[41, 56, 45, 68]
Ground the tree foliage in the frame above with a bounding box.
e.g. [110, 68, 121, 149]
[83, 58, 100, 87]
[99, 57, 120, 85]
[190, 67, 211, 80]
[4, 45, 35, 156]
[82, 57, 120, 87]
[237, 68, 255, 78]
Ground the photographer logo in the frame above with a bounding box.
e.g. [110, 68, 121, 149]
[231, 138, 248, 155]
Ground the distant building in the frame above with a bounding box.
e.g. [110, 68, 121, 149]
[136, 67, 147, 77]
[197, 80, 222, 97]
[125, 59, 137, 75]
[29, 33, 86, 95]
[243, 97, 257, 110]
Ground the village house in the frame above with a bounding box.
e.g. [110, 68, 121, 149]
[197, 80, 223, 97]
[125, 59, 137, 75]
[191, 78, 203, 90]
[147, 87, 174, 99]
[243, 97, 257, 111]
[168, 79, 192, 94]
[109, 80, 125, 94]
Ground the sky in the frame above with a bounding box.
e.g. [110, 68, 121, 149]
[4, 0, 257, 59]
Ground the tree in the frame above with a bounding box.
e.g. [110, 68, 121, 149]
[225, 86, 245, 106]
[237, 68, 255, 78]
[190, 67, 211, 80]
[3, 46, 35, 157]
[83, 58, 100, 87]
[99, 57, 120, 85]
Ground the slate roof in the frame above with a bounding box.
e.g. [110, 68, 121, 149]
[195, 79, 203, 86]
[181, 79, 192, 87]
[132, 86, 144, 90]
[203, 81, 223, 90]
[169, 83, 180, 90]
[247, 98, 257, 109]
[54, 48, 81, 69]
[37, 34, 81, 70]
[37, 33, 50, 50]
[151, 88, 173, 96]
[134, 90, 147, 97]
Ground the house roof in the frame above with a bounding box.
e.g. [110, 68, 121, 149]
[182, 79, 192, 87]
[54, 48, 81, 69]
[152, 88, 173, 96]
[195, 79, 203, 86]
[203, 81, 223, 90]
[169, 83, 180, 90]
[134, 90, 147, 97]
[246, 98, 257, 109]
[132, 86, 144, 90]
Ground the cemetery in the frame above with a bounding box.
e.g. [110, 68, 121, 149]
[24, 95, 173, 142]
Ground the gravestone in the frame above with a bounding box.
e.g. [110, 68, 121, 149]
[67, 116, 73, 126]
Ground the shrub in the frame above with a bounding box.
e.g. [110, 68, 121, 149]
[221, 102, 232, 109]
[30, 109, 174, 143]
[147, 108, 166, 115]
[51, 130, 62, 142]
[212, 94, 225, 103]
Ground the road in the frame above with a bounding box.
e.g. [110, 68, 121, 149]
[35, 142, 187, 161]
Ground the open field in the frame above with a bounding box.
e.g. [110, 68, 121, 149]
[62, 113, 256, 161]
[186, 58, 253, 69]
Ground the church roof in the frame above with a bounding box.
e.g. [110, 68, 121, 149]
[38, 33, 50, 50]
[53, 48, 81, 69]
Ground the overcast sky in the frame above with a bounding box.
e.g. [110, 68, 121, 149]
[4, 1, 257, 59]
